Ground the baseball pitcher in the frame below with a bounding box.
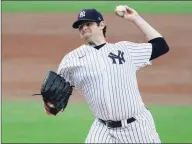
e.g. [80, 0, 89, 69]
[34, 5, 169, 143]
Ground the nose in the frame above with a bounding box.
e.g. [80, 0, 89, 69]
[82, 24, 88, 31]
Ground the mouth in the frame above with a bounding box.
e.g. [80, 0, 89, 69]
[82, 31, 90, 35]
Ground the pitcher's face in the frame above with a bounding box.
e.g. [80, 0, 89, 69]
[78, 21, 105, 42]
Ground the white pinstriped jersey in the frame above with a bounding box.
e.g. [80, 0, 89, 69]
[57, 41, 152, 121]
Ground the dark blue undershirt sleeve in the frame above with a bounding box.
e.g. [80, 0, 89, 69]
[148, 37, 169, 60]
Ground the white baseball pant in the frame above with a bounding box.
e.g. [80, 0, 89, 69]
[85, 108, 161, 143]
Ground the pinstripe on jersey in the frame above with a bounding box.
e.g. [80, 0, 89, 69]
[57, 41, 152, 121]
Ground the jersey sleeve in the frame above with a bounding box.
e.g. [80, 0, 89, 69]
[122, 41, 153, 70]
[57, 55, 74, 86]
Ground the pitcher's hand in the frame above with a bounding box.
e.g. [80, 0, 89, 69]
[115, 5, 139, 22]
[44, 102, 63, 116]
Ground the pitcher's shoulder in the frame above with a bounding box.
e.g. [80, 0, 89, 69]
[115, 41, 134, 46]
[63, 45, 88, 59]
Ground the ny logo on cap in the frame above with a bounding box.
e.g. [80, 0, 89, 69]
[79, 11, 86, 18]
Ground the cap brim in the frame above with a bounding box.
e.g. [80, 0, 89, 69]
[72, 19, 97, 29]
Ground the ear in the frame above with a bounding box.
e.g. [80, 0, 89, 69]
[99, 21, 106, 30]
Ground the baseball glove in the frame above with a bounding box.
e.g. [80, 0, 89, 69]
[33, 71, 73, 115]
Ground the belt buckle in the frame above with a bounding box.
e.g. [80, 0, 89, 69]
[106, 120, 113, 128]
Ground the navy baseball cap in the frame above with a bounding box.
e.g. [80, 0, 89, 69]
[72, 9, 104, 29]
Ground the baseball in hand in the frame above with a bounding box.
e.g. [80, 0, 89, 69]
[115, 5, 126, 17]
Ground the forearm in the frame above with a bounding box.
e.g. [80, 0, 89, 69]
[133, 15, 162, 41]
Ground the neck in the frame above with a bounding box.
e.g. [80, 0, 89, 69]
[86, 37, 106, 47]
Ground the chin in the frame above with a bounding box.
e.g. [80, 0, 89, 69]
[83, 34, 91, 41]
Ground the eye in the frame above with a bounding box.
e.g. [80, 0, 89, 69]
[78, 22, 92, 31]
[78, 24, 83, 31]
[86, 22, 91, 26]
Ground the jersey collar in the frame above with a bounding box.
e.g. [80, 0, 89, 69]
[94, 43, 106, 50]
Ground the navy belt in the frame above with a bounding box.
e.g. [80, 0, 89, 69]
[99, 117, 136, 128]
